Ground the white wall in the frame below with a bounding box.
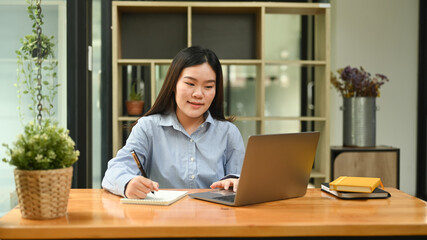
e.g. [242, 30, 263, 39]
[330, 0, 419, 195]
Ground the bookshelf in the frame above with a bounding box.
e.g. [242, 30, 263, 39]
[112, 1, 330, 186]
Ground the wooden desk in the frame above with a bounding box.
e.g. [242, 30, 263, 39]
[0, 188, 426, 239]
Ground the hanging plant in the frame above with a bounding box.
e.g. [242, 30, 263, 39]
[15, 0, 58, 122]
[3, 0, 79, 170]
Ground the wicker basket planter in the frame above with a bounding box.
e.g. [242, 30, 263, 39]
[14, 167, 73, 219]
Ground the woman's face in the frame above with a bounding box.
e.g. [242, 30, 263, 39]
[175, 62, 216, 123]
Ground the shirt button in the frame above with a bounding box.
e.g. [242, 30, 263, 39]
[201, 124, 204, 127]
[190, 139, 193, 142]
[191, 175, 195, 179]
[190, 157, 195, 161]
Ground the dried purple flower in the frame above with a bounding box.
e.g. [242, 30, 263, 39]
[331, 66, 389, 97]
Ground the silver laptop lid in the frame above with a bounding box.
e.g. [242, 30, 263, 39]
[233, 132, 320, 206]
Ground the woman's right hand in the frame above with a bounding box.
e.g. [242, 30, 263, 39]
[125, 176, 159, 199]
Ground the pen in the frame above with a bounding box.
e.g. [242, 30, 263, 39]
[131, 150, 155, 195]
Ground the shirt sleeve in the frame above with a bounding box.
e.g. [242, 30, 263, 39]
[220, 174, 240, 180]
[224, 123, 245, 178]
[101, 118, 151, 197]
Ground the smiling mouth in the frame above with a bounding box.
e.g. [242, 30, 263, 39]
[189, 101, 203, 106]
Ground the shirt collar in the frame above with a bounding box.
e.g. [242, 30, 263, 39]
[159, 111, 215, 129]
[204, 111, 215, 125]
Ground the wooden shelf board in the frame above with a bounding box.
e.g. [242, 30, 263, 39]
[233, 116, 328, 121]
[114, 2, 330, 16]
[265, 60, 327, 66]
[117, 59, 326, 66]
[118, 116, 327, 122]
[220, 59, 262, 65]
[118, 116, 140, 121]
[264, 116, 327, 121]
[118, 59, 172, 65]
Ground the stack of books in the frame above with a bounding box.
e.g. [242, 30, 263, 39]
[321, 176, 391, 199]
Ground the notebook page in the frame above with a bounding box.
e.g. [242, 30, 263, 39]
[120, 190, 188, 206]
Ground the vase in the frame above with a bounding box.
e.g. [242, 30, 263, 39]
[126, 100, 144, 116]
[14, 167, 73, 219]
[342, 97, 376, 147]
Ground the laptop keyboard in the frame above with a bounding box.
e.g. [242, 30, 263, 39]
[213, 194, 235, 202]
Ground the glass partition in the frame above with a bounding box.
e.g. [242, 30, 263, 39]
[155, 64, 170, 98]
[92, 0, 101, 188]
[264, 64, 301, 117]
[223, 65, 258, 117]
[264, 120, 301, 134]
[234, 120, 258, 147]
[265, 13, 301, 61]
[0, 0, 67, 217]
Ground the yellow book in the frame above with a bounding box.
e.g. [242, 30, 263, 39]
[329, 176, 384, 193]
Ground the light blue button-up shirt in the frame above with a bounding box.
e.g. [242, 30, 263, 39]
[102, 111, 245, 197]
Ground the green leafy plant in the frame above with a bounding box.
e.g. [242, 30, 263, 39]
[2, 120, 79, 170]
[129, 82, 143, 101]
[2, 0, 79, 170]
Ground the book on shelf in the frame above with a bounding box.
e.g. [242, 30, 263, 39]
[321, 183, 391, 199]
[329, 176, 384, 193]
[120, 190, 188, 206]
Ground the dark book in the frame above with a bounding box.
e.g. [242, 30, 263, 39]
[321, 183, 391, 199]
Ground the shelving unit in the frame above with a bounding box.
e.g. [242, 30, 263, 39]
[112, 1, 330, 186]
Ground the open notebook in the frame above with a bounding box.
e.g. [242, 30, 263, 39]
[120, 190, 188, 206]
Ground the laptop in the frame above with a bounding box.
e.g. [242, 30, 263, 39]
[188, 132, 320, 206]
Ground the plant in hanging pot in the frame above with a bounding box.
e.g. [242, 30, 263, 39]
[2, 0, 79, 220]
[126, 82, 145, 116]
[331, 66, 389, 147]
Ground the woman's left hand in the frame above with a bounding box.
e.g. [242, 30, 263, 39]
[210, 178, 239, 192]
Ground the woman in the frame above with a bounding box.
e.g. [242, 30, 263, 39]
[102, 46, 245, 199]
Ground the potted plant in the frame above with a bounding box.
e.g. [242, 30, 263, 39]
[126, 82, 144, 116]
[2, 0, 79, 219]
[331, 66, 389, 147]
